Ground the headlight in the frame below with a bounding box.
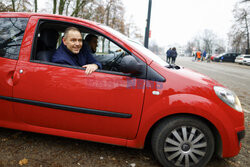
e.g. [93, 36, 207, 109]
[214, 86, 242, 112]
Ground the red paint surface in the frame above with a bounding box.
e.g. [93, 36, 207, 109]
[0, 13, 245, 158]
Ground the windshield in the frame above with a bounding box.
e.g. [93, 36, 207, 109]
[100, 24, 168, 67]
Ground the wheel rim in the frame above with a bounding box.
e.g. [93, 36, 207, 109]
[164, 126, 208, 167]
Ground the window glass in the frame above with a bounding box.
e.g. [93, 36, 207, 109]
[93, 36, 129, 72]
[0, 18, 28, 59]
[100, 24, 168, 67]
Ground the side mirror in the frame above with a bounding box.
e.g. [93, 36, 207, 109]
[120, 55, 143, 74]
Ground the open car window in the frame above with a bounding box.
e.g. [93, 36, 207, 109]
[32, 20, 136, 74]
[31, 19, 148, 80]
[92, 35, 129, 72]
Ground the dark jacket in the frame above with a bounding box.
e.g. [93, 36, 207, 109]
[52, 42, 102, 69]
[166, 49, 172, 57]
[172, 50, 177, 58]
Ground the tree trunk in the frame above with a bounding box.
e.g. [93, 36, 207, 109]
[11, 0, 16, 12]
[244, 12, 250, 50]
[65, 0, 70, 16]
[71, 0, 88, 17]
[53, 0, 57, 14]
[74, 0, 80, 17]
[58, 0, 66, 15]
[34, 0, 37, 12]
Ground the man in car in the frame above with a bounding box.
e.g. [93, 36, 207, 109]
[83, 34, 122, 70]
[52, 27, 101, 74]
[82, 34, 99, 59]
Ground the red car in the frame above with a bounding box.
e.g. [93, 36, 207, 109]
[210, 54, 218, 61]
[0, 13, 245, 167]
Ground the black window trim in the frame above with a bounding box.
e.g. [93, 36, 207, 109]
[30, 18, 149, 79]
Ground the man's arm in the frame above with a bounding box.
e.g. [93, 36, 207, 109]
[86, 53, 102, 69]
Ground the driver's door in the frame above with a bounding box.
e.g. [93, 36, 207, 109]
[12, 18, 146, 139]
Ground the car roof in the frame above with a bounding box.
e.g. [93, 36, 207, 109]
[0, 12, 98, 26]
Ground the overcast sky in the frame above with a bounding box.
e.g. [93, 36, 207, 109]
[123, 0, 238, 47]
[38, 0, 239, 48]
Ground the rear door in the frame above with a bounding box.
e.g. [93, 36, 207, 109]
[0, 17, 28, 123]
[12, 16, 146, 139]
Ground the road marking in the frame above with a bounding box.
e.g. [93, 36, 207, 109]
[244, 109, 250, 114]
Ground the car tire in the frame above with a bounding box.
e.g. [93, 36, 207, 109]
[151, 116, 214, 167]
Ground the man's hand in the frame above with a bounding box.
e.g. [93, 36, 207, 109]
[82, 64, 98, 74]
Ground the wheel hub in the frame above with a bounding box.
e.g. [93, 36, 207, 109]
[164, 126, 208, 166]
[181, 143, 190, 151]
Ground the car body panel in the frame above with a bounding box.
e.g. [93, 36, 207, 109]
[242, 56, 250, 65]
[214, 53, 240, 62]
[0, 13, 245, 160]
[0, 58, 18, 122]
[235, 54, 250, 64]
[11, 16, 146, 140]
[127, 62, 244, 157]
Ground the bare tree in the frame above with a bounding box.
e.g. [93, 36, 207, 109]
[8, 0, 31, 12]
[186, 30, 225, 54]
[71, 0, 91, 17]
[201, 29, 217, 54]
[228, 3, 250, 53]
[0, 1, 12, 12]
[185, 41, 195, 56]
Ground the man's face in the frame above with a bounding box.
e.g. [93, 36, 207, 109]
[63, 30, 82, 54]
[89, 37, 98, 53]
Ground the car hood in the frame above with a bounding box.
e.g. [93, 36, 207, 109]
[181, 67, 219, 84]
[160, 65, 223, 94]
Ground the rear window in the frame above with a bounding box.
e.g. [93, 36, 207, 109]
[244, 56, 250, 58]
[0, 18, 28, 60]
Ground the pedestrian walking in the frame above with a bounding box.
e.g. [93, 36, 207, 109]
[171, 47, 177, 64]
[206, 54, 211, 62]
[192, 52, 196, 61]
[166, 48, 172, 63]
[196, 50, 201, 62]
[202, 50, 206, 61]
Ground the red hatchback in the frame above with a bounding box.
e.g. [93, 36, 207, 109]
[0, 13, 245, 167]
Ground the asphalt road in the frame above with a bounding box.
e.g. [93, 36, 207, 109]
[0, 56, 249, 167]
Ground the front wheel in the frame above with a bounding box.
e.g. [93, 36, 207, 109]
[151, 116, 214, 167]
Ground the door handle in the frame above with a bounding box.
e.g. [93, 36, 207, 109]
[12, 70, 21, 86]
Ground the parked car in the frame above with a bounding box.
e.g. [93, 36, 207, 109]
[0, 13, 245, 167]
[213, 53, 241, 62]
[210, 54, 218, 61]
[235, 55, 244, 64]
[242, 55, 250, 65]
[235, 54, 250, 64]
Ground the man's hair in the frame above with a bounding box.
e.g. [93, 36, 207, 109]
[85, 34, 98, 42]
[64, 27, 81, 39]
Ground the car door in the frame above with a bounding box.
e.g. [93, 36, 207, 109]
[0, 17, 28, 123]
[222, 53, 230, 62]
[12, 17, 146, 139]
[232, 53, 238, 62]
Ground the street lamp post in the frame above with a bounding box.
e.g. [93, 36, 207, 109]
[144, 0, 152, 48]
